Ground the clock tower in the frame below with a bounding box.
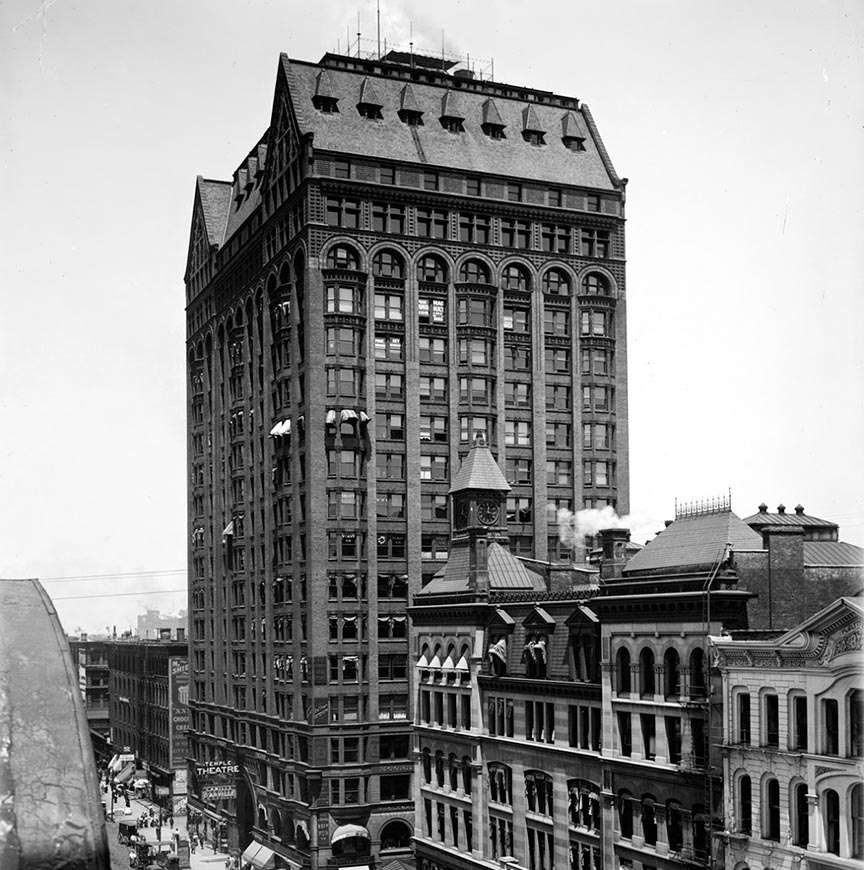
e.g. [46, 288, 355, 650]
[449, 435, 512, 594]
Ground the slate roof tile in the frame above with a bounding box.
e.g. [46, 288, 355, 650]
[359, 76, 384, 107]
[561, 110, 588, 140]
[196, 178, 232, 247]
[803, 541, 864, 567]
[400, 83, 421, 113]
[522, 104, 544, 132]
[449, 441, 510, 493]
[482, 97, 504, 127]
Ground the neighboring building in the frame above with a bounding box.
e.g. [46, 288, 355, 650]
[183, 46, 629, 866]
[68, 635, 113, 763]
[0, 578, 110, 869]
[712, 596, 864, 870]
[108, 639, 190, 815]
[137, 608, 188, 640]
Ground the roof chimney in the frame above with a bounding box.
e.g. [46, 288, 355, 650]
[777, 504, 786, 515]
[758, 503, 768, 513]
[794, 504, 805, 515]
[598, 527, 630, 581]
[454, 68, 475, 80]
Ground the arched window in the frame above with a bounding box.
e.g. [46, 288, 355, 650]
[764, 778, 780, 841]
[567, 780, 600, 832]
[616, 647, 631, 694]
[372, 249, 405, 279]
[692, 804, 708, 858]
[581, 272, 610, 296]
[418, 254, 448, 283]
[459, 259, 490, 284]
[851, 783, 864, 859]
[421, 747, 432, 783]
[690, 648, 706, 698]
[380, 820, 412, 850]
[792, 781, 809, 847]
[502, 264, 530, 291]
[462, 756, 472, 794]
[666, 800, 683, 851]
[434, 750, 444, 787]
[639, 648, 656, 697]
[824, 789, 840, 855]
[279, 262, 291, 285]
[525, 771, 553, 816]
[738, 774, 752, 834]
[326, 244, 360, 270]
[641, 796, 657, 846]
[542, 269, 570, 295]
[664, 648, 681, 698]
[448, 753, 459, 790]
[850, 689, 864, 756]
[488, 763, 512, 805]
[617, 790, 633, 839]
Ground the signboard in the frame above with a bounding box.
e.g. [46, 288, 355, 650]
[201, 785, 237, 801]
[195, 761, 240, 781]
[169, 657, 190, 770]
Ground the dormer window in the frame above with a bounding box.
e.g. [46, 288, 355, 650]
[440, 90, 464, 134]
[482, 123, 506, 140]
[398, 109, 423, 126]
[357, 77, 384, 120]
[358, 103, 382, 120]
[313, 95, 339, 114]
[521, 105, 546, 146]
[523, 130, 545, 146]
[441, 116, 464, 133]
[563, 135, 585, 151]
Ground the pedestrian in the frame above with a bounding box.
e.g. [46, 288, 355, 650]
[168, 814, 174, 828]
[156, 823, 162, 842]
[190, 834, 197, 854]
[124, 790, 130, 808]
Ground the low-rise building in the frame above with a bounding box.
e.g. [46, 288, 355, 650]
[712, 596, 864, 870]
[68, 635, 113, 763]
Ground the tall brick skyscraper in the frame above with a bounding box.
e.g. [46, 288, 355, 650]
[183, 48, 628, 869]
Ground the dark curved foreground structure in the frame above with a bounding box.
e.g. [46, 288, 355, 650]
[0, 578, 110, 869]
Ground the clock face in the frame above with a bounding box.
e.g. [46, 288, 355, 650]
[477, 500, 499, 526]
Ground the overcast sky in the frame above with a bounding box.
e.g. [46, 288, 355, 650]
[2, 0, 862, 634]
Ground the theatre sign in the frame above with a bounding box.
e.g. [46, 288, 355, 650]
[195, 760, 239, 802]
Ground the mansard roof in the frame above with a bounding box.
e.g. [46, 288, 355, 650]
[281, 54, 621, 189]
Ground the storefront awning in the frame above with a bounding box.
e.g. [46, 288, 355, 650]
[249, 844, 276, 869]
[331, 824, 370, 845]
[340, 409, 358, 422]
[242, 842, 262, 864]
[326, 409, 337, 425]
[115, 761, 135, 784]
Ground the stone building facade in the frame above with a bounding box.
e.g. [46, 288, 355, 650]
[712, 597, 864, 870]
[183, 47, 628, 869]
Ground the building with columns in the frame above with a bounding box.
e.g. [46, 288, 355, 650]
[184, 46, 628, 869]
[712, 596, 864, 870]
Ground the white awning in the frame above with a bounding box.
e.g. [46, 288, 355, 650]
[242, 843, 262, 864]
[417, 652, 429, 667]
[359, 411, 370, 423]
[442, 654, 455, 671]
[221, 521, 234, 541]
[326, 409, 337, 424]
[278, 419, 291, 436]
[341, 409, 358, 422]
[251, 845, 276, 869]
[269, 422, 282, 436]
[331, 824, 370, 845]
[456, 655, 469, 671]
[488, 638, 507, 663]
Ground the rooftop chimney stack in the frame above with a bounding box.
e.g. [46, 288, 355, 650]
[758, 503, 768, 513]
[795, 504, 805, 515]
[598, 527, 631, 581]
[777, 503, 786, 514]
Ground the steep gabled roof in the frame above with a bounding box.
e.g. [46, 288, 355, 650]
[196, 177, 232, 247]
[623, 511, 763, 576]
[482, 97, 505, 127]
[449, 441, 510, 493]
[281, 55, 620, 189]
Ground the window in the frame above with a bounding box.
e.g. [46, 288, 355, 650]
[420, 376, 448, 402]
[665, 716, 682, 763]
[544, 308, 570, 336]
[545, 347, 570, 372]
[502, 264, 530, 291]
[524, 771, 553, 816]
[375, 372, 404, 400]
[418, 295, 446, 324]
[482, 122, 505, 140]
[763, 692, 779, 747]
[739, 775, 752, 834]
[618, 791, 633, 838]
[378, 654, 407, 680]
[421, 534, 448, 560]
[580, 229, 610, 258]
[506, 496, 532, 523]
[505, 381, 531, 408]
[376, 413, 404, 441]
[541, 226, 570, 254]
[416, 208, 448, 239]
[850, 690, 864, 756]
[459, 259, 490, 284]
[327, 327, 360, 357]
[642, 797, 657, 845]
[690, 648, 706, 697]
[326, 367, 361, 398]
[639, 648, 655, 697]
[379, 165, 395, 185]
[506, 183, 522, 202]
[504, 344, 530, 370]
[374, 292, 403, 321]
[503, 306, 530, 332]
[546, 421, 571, 447]
[764, 778, 780, 840]
[334, 159, 351, 179]
[466, 177, 481, 196]
[370, 333, 403, 362]
[664, 649, 681, 698]
[488, 697, 515, 737]
[326, 284, 361, 315]
[421, 493, 448, 521]
[325, 197, 361, 229]
[547, 460, 572, 486]
[500, 220, 530, 249]
[667, 801, 683, 851]
[457, 297, 494, 327]
[505, 420, 531, 446]
[418, 254, 448, 283]
[852, 783, 864, 858]
[489, 764, 512, 805]
[423, 171, 438, 190]
[545, 384, 570, 410]
[460, 415, 492, 444]
[458, 214, 491, 245]
[377, 533, 406, 559]
[371, 205, 406, 236]
[823, 698, 839, 754]
[460, 376, 493, 405]
[420, 454, 448, 481]
[737, 691, 751, 744]
[376, 452, 405, 480]
[581, 273, 610, 295]
[586, 195, 601, 212]
[327, 532, 364, 561]
[580, 309, 608, 336]
[328, 490, 362, 520]
[791, 693, 808, 750]
[616, 647, 631, 694]
[506, 458, 532, 485]
[419, 415, 447, 443]
[459, 338, 493, 366]
[419, 336, 447, 363]
[793, 782, 809, 847]
[325, 245, 360, 270]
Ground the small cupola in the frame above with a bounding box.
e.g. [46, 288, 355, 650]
[481, 98, 506, 139]
[312, 69, 339, 113]
[561, 110, 588, 151]
[758, 502, 768, 513]
[521, 104, 546, 145]
[777, 503, 786, 515]
[398, 83, 423, 126]
[795, 504, 805, 515]
[357, 77, 384, 119]
[440, 89, 465, 133]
